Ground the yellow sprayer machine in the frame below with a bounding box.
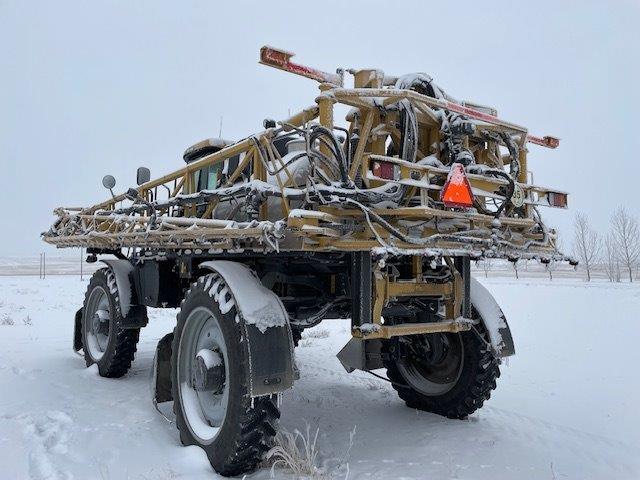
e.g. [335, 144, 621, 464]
[42, 47, 574, 476]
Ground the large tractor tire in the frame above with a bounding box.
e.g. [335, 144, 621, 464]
[82, 269, 143, 378]
[171, 274, 280, 477]
[383, 309, 500, 419]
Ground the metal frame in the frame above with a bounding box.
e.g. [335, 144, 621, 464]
[44, 70, 567, 259]
[43, 47, 572, 338]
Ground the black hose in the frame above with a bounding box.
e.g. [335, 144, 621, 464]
[308, 125, 350, 186]
[473, 168, 515, 218]
[332, 125, 352, 165]
[342, 198, 488, 247]
[288, 297, 348, 329]
[499, 132, 520, 181]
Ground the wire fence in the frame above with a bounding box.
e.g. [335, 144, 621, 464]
[2, 250, 99, 278]
[1, 254, 637, 283]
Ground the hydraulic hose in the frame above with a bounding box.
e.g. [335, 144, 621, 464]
[308, 125, 350, 186]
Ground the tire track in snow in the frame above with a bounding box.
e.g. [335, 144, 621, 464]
[19, 411, 74, 480]
[484, 406, 639, 476]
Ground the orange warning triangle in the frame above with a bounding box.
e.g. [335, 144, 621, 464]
[441, 163, 474, 208]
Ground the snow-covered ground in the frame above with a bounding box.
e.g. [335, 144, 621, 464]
[0, 275, 639, 479]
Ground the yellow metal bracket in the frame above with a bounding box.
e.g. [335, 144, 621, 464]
[356, 259, 464, 340]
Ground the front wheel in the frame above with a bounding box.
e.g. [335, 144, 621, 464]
[383, 315, 500, 419]
[171, 274, 280, 477]
[82, 269, 142, 378]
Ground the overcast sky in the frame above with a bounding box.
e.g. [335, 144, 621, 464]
[1, 0, 638, 257]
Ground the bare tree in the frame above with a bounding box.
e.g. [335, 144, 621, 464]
[611, 207, 640, 282]
[482, 257, 493, 278]
[572, 212, 601, 281]
[603, 234, 621, 282]
[547, 228, 564, 281]
[546, 260, 559, 280]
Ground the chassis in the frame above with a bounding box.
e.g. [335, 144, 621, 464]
[43, 47, 572, 476]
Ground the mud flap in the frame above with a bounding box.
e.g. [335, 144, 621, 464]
[337, 338, 384, 373]
[73, 308, 83, 353]
[150, 333, 176, 422]
[151, 333, 174, 404]
[120, 305, 148, 329]
[199, 260, 295, 397]
[243, 322, 295, 396]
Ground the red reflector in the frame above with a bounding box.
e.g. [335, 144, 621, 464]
[372, 160, 398, 180]
[547, 192, 568, 208]
[441, 163, 474, 208]
[544, 136, 561, 148]
[527, 134, 561, 149]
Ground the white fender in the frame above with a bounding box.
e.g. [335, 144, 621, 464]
[200, 261, 288, 332]
[199, 260, 295, 396]
[98, 259, 147, 329]
[100, 259, 134, 316]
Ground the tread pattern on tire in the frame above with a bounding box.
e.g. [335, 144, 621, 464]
[384, 320, 500, 419]
[82, 268, 141, 378]
[172, 273, 280, 477]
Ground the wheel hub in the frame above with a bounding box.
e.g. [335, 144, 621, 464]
[91, 309, 109, 334]
[398, 332, 464, 396]
[192, 349, 225, 394]
[87, 302, 111, 356]
[414, 334, 447, 364]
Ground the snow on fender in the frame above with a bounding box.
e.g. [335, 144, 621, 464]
[199, 260, 295, 397]
[199, 261, 287, 333]
[470, 277, 515, 357]
[99, 259, 134, 316]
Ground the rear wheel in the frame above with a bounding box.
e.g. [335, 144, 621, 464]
[171, 274, 280, 477]
[82, 269, 142, 378]
[384, 311, 500, 419]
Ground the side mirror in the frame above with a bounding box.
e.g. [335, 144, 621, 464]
[136, 167, 151, 185]
[102, 175, 116, 190]
[102, 175, 116, 198]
